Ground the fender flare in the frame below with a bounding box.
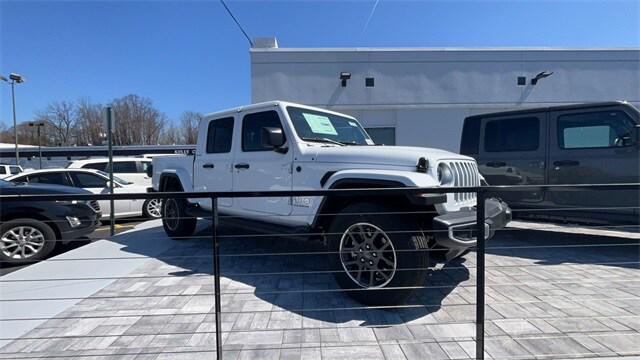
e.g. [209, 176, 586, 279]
[310, 170, 445, 230]
[158, 169, 193, 192]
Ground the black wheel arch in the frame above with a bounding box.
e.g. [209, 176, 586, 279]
[0, 210, 61, 240]
[159, 173, 184, 192]
[311, 178, 434, 232]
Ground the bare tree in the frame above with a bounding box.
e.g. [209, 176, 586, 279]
[161, 125, 181, 145]
[75, 98, 104, 146]
[35, 101, 77, 146]
[179, 111, 202, 144]
[110, 94, 166, 145]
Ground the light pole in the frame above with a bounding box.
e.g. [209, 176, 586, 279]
[28, 122, 45, 169]
[1, 73, 26, 166]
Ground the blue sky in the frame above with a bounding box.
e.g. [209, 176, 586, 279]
[1, 0, 639, 128]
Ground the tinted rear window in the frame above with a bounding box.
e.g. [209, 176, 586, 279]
[484, 117, 539, 152]
[82, 162, 106, 171]
[460, 118, 481, 155]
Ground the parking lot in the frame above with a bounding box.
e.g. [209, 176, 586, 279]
[0, 220, 638, 359]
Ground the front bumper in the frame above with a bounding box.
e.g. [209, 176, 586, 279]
[59, 204, 101, 241]
[432, 198, 511, 256]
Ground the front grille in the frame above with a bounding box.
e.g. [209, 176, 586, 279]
[448, 160, 480, 203]
[89, 200, 101, 213]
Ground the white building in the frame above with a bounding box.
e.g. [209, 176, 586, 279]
[251, 39, 640, 152]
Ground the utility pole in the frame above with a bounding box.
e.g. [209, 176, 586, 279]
[1, 73, 25, 166]
[28, 122, 45, 169]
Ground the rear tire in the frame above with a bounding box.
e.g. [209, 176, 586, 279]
[326, 202, 430, 306]
[162, 198, 196, 239]
[143, 199, 163, 219]
[0, 219, 57, 264]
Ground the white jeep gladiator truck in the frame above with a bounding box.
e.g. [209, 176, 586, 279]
[151, 101, 511, 305]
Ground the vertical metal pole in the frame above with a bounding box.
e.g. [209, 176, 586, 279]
[475, 190, 486, 360]
[106, 107, 115, 237]
[211, 196, 223, 360]
[37, 125, 42, 169]
[11, 81, 19, 166]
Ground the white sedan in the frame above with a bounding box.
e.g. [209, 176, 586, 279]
[6, 169, 161, 220]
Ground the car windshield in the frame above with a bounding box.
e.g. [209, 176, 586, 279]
[287, 106, 373, 146]
[95, 170, 132, 185]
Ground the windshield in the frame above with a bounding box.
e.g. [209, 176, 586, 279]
[287, 106, 373, 146]
[96, 170, 132, 185]
[9, 166, 22, 174]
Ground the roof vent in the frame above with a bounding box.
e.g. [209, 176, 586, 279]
[253, 37, 278, 49]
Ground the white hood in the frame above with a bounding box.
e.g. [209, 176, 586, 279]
[306, 145, 474, 167]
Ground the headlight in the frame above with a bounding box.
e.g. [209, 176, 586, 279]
[437, 163, 455, 186]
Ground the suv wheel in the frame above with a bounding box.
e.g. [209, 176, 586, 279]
[143, 199, 163, 219]
[0, 219, 56, 264]
[327, 202, 429, 306]
[162, 198, 196, 239]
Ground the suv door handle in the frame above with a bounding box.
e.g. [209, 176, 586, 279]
[486, 161, 506, 168]
[553, 160, 580, 167]
[234, 163, 250, 170]
[202, 163, 215, 169]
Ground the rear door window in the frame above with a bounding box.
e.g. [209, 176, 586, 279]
[112, 161, 137, 173]
[206, 117, 235, 153]
[461, 118, 481, 155]
[29, 172, 73, 186]
[484, 117, 540, 152]
[82, 162, 107, 171]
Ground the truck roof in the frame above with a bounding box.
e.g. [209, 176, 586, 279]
[202, 101, 357, 120]
[465, 101, 637, 120]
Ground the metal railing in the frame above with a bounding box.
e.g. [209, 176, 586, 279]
[0, 183, 638, 360]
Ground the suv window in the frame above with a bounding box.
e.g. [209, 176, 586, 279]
[206, 117, 234, 153]
[0, 167, 5, 175]
[82, 162, 107, 171]
[9, 166, 21, 174]
[29, 172, 72, 186]
[484, 117, 539, 152]
[139, 161, 151, 173]
[461, 118, 481, 155]
[242, 111, 284, 152]
[112, 161, 137, 173]
[71, 172, 108, 188]
[558, 111, 636, 149]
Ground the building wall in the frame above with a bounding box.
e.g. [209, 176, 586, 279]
[251, 48, 640, 151]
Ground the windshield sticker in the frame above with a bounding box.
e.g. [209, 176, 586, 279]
[348, 121, 358, 127]
[302, 113, 338, 135]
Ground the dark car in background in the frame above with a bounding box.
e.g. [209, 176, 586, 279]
[0, 179, 101, 264]
[461, 101, 640, 224]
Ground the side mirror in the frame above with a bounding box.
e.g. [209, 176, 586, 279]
[261, 127, 285, 149]
[145, 164, 153, 178]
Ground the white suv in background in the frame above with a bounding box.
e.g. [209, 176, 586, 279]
[0, 164, 23, 179]
[67, 157, 152, 185]
[67, 157, 161, 218]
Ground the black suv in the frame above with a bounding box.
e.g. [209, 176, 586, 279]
[0, 179, 101, 264]
[461, 102, 640, 224]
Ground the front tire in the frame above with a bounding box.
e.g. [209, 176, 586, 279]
[0, 219, 57, 264]
[162, 198, 196, 239]
[326, 202, 430, 306]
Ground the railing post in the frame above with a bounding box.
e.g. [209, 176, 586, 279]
[475, 189, 485, 360]
[211, 196, 223, 360]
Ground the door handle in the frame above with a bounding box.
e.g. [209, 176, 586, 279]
[486, 161, 506, 168]
[202, 163, 215, 169]
[234, 163, 250, 170]
[553, 160, 580, 167]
